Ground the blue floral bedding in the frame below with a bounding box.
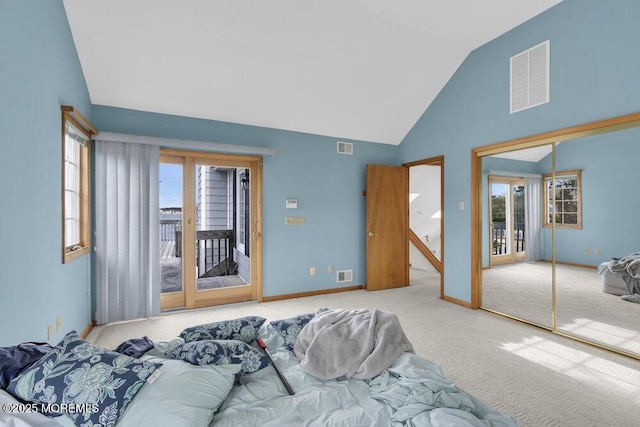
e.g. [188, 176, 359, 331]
[0, 316, 517, 427]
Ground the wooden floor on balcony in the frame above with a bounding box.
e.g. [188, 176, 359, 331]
[160, 240, 176, 260]
[159, 240, 246, 293]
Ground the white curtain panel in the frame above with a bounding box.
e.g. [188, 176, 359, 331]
[524, 177, 542, 262]
[94, 140, 160, 324]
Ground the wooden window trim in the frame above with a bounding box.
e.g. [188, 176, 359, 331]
[62, 106, 95, 263]
[542, 169, 582, 230]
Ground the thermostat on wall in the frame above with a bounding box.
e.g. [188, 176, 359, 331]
[286, 198, 298, 209]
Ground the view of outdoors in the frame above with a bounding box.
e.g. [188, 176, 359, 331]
[159, 162, 249, 297]
[491, 182, 525, 256]
[159, 163, 183, 293]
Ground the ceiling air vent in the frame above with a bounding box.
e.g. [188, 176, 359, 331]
[510, 40, 549, 113]
[337, 141, 353, 155]
[337, 269, 353, 283]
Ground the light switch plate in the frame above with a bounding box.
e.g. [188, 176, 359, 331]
[285, 198, 298, 208]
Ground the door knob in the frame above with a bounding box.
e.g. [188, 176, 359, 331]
[368, 232, 376, 237]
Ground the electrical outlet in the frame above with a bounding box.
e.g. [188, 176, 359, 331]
[56, 316, 62, 332]
[285, 216, 305, 225]
[328, 265, 334, 273]
[48, 324, 53, 340]
[310, 267, 316, 276]
[595, 249, 601, 256]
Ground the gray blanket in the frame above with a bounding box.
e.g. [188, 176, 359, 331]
[608, 252, 640, 294]
[294, 308, 414, 380]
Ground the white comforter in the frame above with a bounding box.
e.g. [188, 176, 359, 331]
[212, 326, 516, 427]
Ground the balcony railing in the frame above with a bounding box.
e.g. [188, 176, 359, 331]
[172, 229, 235, 277]
[195, 229, 235, 277]
[160, 219, 236, 276]
[492, 222, 525, 255]
[160, 219, 181, 241]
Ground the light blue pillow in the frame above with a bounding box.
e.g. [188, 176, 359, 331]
[179, 316, 266, 343]
[165, 339, 269, 376]
[7, 331, 161, 427]
[115, 358, 241, 427]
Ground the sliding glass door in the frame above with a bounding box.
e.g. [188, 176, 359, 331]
[160, 150, 262, 311]
[489, 176, 525, 265]
[159, 158, 185, 308]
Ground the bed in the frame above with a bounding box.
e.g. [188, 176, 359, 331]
[598, 252, 640, 299]
[599, 270, 628, 296]
[1, 309, 517, 427]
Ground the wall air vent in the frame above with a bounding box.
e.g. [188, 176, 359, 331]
[337, 141, 353, 155]
[337, 269, 353, 283]
[510, 40, 549, 113]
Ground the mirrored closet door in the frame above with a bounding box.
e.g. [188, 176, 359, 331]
[473, 113, 640, 360]
[554, 127, 640, 357]
[480, 146, 553, 328]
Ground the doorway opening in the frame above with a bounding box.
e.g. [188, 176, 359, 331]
[404, 156, 444, 298]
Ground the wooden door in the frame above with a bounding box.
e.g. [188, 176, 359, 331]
[366, 164, 408, 290]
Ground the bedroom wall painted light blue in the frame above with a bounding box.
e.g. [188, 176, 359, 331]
[538, 127, 640, 265]
[398, 0, 640, 302]
[0, 0, 93, 346]
[91, 106, 398, 298]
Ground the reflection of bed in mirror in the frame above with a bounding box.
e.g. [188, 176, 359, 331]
[598, 252, 640, 298]
[600, 272, 630, 296]
[475, 113, 640, 361]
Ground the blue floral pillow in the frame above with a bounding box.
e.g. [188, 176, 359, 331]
[165, 340, 269, 376]
[270, 313, 316, 351]
[179, 316, 266, 343]
[7, 331, 161, 427]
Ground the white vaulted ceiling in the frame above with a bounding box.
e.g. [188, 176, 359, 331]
[63, 0, 562, 145]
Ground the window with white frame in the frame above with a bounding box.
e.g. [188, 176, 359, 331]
[62, 106, 93, 263]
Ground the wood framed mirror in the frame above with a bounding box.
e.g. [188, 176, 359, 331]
[471, 112, 640, 360]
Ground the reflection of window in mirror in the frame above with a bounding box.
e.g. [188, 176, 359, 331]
[542, 170, 582, 229]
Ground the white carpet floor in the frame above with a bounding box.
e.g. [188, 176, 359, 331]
[483, 262, 640, 355]
[87, 269, 640, 427]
